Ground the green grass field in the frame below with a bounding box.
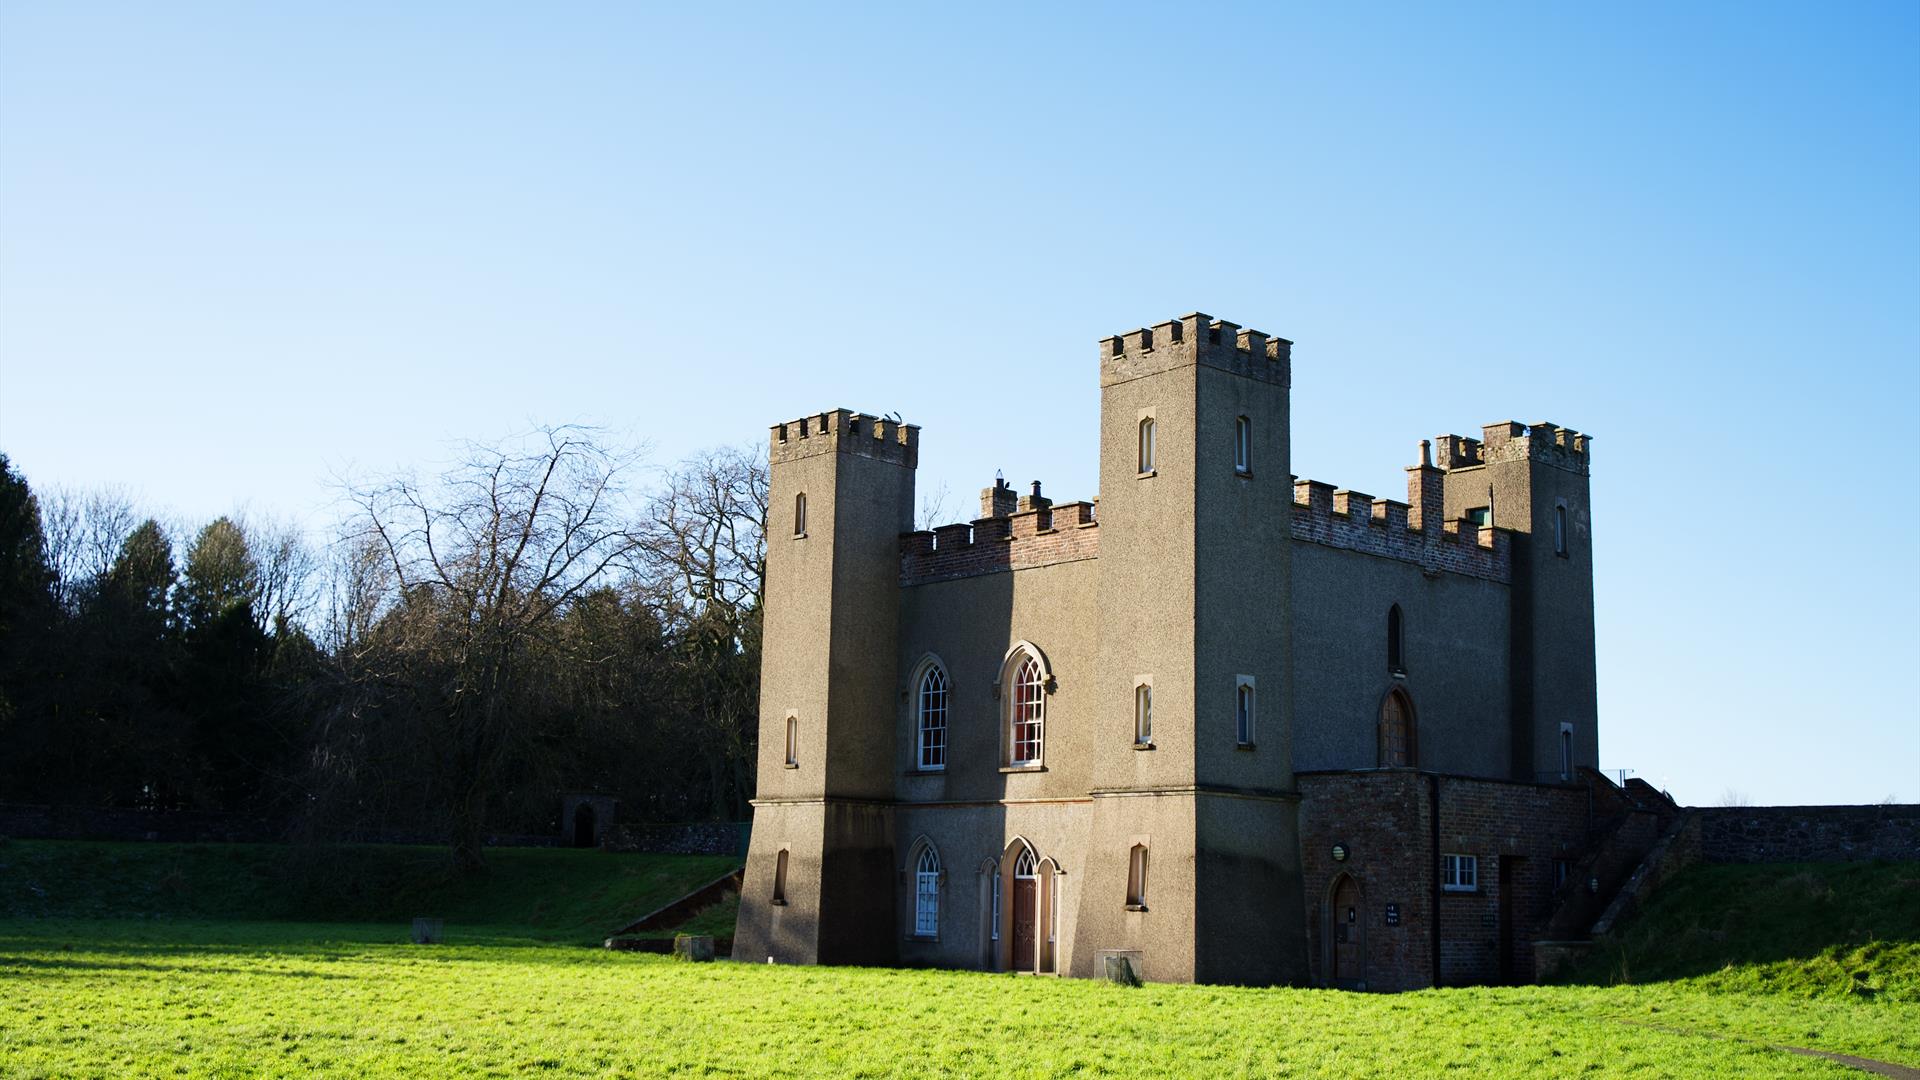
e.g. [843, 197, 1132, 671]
[0, 842, 1914, 1078]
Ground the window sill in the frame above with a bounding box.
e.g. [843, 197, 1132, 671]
[1124, 903, 1148, 913]
[1235, 742, 1256, 752]
[770, 899, 788, 907]
[783, 763, 799, 770]
[1136, 470, 1156, 479]
[1234, 469, 1253, 479]
[1390, 669, 1407, 679]
[1441, 887, 1478, 895]
[905, 767, 946, 776]
[999, 764, 1047, 774]
[1133, 741, 1155, 751]
[793, 533, 807, 540]
[906, 934, 938, 943]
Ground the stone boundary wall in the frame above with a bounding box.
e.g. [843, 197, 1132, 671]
[604, 821, 750, 856]
[1690, 804, 1920, 864]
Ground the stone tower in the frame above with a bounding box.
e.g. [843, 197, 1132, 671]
[732, 409, 916, 966]
[1071, 313, 1308, 985]
[1432, 425, 1598, 780]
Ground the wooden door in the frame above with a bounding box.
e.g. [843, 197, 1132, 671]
[1330, 877, 1362, 987]
[1012, 877, 1037, 972]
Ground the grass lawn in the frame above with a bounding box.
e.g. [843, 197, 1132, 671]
[1, 843, 1914, 1077]
[1, 917, 1915, 1079]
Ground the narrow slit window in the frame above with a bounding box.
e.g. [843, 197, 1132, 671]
[1235, 677, 1256, 747]
[1134, 682, 1152, 746]
[1138, 417, 1156, 474]
[1234, 415, 1252, 474]
[794, 492, 808, 536]
[784, 715, 798, 766]
[990, 873, 1001, 940]
[1559, 725, 1573, 781]
[1387, 604, 1405, 675]
[1126, 845, 1149, 909]
[1554, 504, 1568, 556]
[773, 849, 789, 903]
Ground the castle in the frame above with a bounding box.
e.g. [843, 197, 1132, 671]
[733, 311, 1629, 988]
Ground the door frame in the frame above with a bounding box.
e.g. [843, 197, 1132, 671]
[1325, 872, 1366, 990]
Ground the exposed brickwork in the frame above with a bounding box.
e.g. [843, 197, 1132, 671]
[900, 503, 1099, 586]
[1290, 480, 1510, 583]
[1298, 771, 1591, 989]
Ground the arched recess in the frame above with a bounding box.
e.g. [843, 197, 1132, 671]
[976, 859, 1000, 970]
[996, 642, 1051, 768]
[1325, 871, 1367, 989]
[905, 653, 951, 772]
[1377, 686, 1417, 768]
[996, 837, 1042, 972]
[1036, 856, 1063, 975]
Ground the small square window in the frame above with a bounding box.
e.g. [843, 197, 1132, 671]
[1442, 853, 1478, 892]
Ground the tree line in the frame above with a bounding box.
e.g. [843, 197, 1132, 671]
[0, 428, 766, 869]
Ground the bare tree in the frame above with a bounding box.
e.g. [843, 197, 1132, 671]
[241, 513, 321, 634]
[344, 426, 645, 870]
[632, 445, 768, 818]
[41, 486, 138, 610]
[916, 479, 956, 532]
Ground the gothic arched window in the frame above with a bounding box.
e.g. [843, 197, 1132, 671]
[913, 845, 941, 937]
[917, 664, 949, 771]
[1006, 649, 1046, 767]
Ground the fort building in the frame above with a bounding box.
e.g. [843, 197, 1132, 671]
[733, 312, 1632, 987]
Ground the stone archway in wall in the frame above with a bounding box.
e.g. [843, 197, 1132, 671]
[1327, 872, 1366, 990]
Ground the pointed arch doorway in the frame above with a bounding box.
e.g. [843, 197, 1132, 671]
[1328, 873, 1366, 989]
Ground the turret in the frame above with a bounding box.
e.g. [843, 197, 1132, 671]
[735, 408, 917, 966]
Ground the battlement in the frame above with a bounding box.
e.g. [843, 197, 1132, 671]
[769, 409, 919, 468]
[1434, 421, 1590, 475]
[901, 498, 1099, 586]
[1291, 478, 1510, 583]
[1100, 312, 1292, 387]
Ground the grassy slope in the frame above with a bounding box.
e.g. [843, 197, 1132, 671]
[0, 919, 1914, 1078]
[1561, 861, 1920, 1002]
[0, 840, 741, 944]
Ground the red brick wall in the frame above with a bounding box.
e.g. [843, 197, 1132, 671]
[1299, 771, 1592, 989]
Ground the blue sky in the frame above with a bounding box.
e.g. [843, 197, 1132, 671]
[2, 3, 1916, 805]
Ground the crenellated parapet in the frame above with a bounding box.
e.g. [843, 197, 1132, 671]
[1434, 421, 1590, 475]
[1100, 312, 1292, 388]
[901, 500, 1099, 586]
[1291, 478, 1510, 582]
[769, 408, 919, 468]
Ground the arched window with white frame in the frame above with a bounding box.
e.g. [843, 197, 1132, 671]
[913, 844, 941, 938]
[1003, 644, 1048, 767]
[916, 663, 949, 771]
